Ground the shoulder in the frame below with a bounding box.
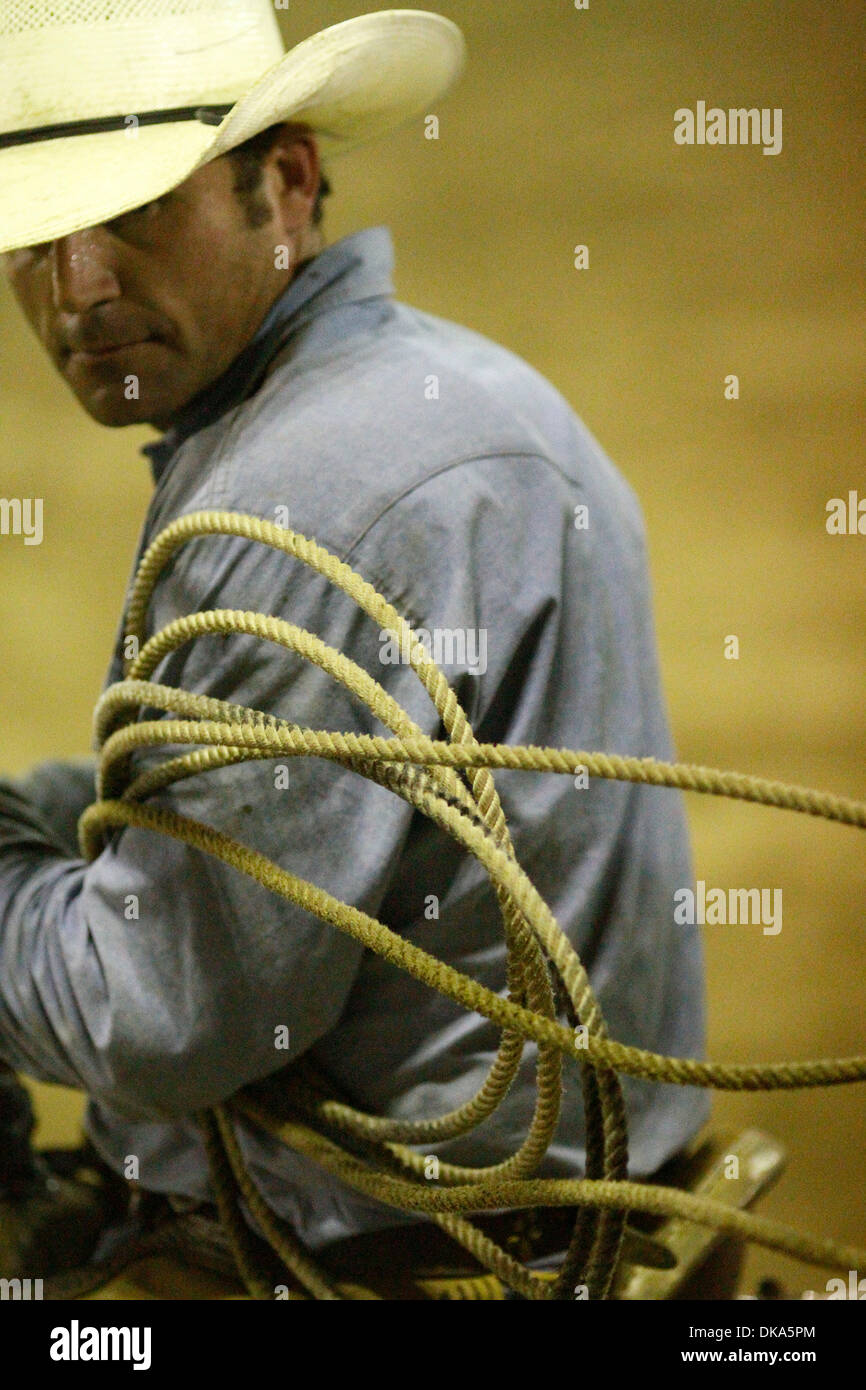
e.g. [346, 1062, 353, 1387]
[141, 296, 648, 638]
[207, 299, 642, 557]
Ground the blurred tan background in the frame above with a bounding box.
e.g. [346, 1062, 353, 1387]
[0, 1, 863, 1296]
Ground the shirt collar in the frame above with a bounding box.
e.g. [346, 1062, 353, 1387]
[141, 225, 395, 484]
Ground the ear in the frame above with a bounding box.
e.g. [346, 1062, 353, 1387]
[264, 123, 321, 237]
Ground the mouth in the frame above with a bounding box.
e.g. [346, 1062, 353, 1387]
[64, 336, 165, 368]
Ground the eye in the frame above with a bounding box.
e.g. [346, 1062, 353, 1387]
[105, 195, 168, 238]
[4, 239, 51, 267]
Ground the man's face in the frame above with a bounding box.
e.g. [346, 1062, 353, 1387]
[3, 155, 290, 431]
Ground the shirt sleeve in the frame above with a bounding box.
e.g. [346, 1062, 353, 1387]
[0, 506, 479, 1123]
[13, 759, 98, 859]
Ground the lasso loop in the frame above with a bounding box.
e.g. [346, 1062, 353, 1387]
[78, 511, 866, 1301]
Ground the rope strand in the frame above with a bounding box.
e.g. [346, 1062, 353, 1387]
[77, 510, 865, 1300]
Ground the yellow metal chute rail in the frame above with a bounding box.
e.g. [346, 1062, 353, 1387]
[77, 511, 866, 1301]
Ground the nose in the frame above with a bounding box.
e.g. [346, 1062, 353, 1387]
[50, 226, 121, 314]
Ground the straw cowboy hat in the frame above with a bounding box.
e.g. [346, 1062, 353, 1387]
[0, 2, 466, 255]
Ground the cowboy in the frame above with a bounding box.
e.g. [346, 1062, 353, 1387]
[0, 3, 708, 1298]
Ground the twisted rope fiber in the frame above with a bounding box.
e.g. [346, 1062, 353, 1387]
[78, 510, 866, 1300]
[232, 1098, 866, 1275]
[86, 717, 631, 1289]
[107, 510, 629, 1298]
[121, 510, 630, 1300]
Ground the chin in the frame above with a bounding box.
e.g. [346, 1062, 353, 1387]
[77, 396, 158, 428]
[61, 345, 191, 430]
[71, 384, 183, 430]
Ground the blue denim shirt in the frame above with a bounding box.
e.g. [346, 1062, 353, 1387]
[0, 227, 708, 1249]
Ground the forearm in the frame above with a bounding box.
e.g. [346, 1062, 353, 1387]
[0, 784, 64, 1180]
[0, 782, 91, 1090]
[0, 754, 371, 1120]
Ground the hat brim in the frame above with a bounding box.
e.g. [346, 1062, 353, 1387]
[0, 9, 465, 254]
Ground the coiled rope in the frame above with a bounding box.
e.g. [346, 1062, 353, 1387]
[77, 511, 866, 1301]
